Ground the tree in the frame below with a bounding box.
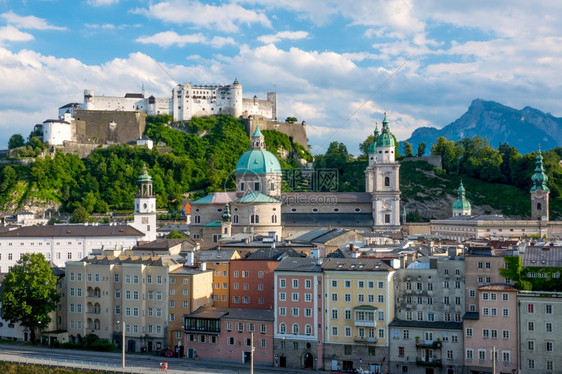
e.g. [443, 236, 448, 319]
[285, 117, 298, 124]
[417, 142, 426, 157]
[403, 141, 414, 158]
[0, 253, 60, 343]
[8, 134, 24, 149]
[70, 205, 89, 223]
[167, 230, 187, 239]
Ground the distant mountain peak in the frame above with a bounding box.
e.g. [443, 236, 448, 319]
[405, 100, 561, 155]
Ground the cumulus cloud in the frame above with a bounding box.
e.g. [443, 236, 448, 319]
[257, 31, 308, 44]
[133, 1, 271, 33]
[0, 25, 34, 45]
[136, 31, 236, 48]
[1, 11, 67, 31]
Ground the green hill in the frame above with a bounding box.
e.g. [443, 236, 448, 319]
[0, 115, 311, 219]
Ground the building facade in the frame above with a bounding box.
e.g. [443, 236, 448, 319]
[273, 257, 324, 370]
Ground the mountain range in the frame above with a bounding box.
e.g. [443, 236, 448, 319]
[405, 99, 562, 155]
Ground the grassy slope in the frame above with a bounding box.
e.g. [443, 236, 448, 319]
[400, 160, 562, 220]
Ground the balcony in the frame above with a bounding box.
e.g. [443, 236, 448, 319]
[354, 320, 376, 327]
[416, 358, 442, 367]
[415, 340, 441, 349]
[354, 336, 376, 345]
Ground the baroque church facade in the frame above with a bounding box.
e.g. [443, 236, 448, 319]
[189, 115, 401, 242]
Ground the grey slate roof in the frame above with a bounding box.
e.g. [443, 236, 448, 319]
[275, 257, 323, 272]
[294, 228, 352, 243]
[186, 306, 274, 322]
[245, 248, 306, 260]
[389, 319, 463, 330]
[132, 238, 196, 251]
[322, 258, 393, 272]
[80, 255, 179, 266]
[282, 192, 372, 204]
[463, 312, 480, 320]
[197, 249, 239, 262]
[522, 246, 562, 267]
[282, 213, 373, 227]
[0, 224, 144, 238]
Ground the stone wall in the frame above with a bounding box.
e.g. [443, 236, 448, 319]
[73, 109, 147, 144]
[245, 117, 308, 150]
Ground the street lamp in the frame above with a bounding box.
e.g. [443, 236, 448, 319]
[117, 321, 125, 372]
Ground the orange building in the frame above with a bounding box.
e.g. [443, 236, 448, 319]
[197, 249, 241, 308]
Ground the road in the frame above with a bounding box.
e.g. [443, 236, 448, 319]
[0, 344, 316, 373]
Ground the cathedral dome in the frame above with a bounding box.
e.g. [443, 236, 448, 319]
[452, 182, 471, 211]
[235, 149, 282, 175]
[235, 126, 281, 175]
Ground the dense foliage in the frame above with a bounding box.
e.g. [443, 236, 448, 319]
[0, 115, 311, 217]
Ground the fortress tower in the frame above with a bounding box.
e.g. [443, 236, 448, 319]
[365, 114, 401, 231]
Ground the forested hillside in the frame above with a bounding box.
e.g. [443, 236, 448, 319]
[0, 115, 310, 220]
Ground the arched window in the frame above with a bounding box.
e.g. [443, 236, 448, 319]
[251, 215, 260, 224]
[271, 215, 277, 223]
[305, 324, 312, 336]
[224, 227, 228, 234]
[233, 215, 239, 224]
[194, 215, 201, 224]
[292, 324, 299, 335]
[279, 323, 286, 334]
[384, 177, 390, 186]
[537, 203, 542, 210]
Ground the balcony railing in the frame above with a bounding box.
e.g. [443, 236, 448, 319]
[416, 358, 442, 367]
[354, 320, 376, 327]
[354, 336, 376, 344]
[415, 340, 441, 349]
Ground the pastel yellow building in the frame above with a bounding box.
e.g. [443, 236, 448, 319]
[167, 263, 213, 353]
[323, 258, 395, 374]
[65, 255, 181, 353]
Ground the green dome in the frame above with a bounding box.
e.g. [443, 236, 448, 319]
[452, 198, 471, 210]
[452, 182, 471, 210]
[368, 141, 377, 154]
[376, 114, 395, 148]
[235, 149, 282, 175]
[137, 167, 152, 183]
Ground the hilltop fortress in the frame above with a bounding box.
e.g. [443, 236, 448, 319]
[37, 79, 307, 154]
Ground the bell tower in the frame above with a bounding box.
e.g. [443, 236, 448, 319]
[365, 114, 401, 232]
[133, 166, 157, 241]
[530, 148, 549, 221]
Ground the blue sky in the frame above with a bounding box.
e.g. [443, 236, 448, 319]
[1, 1, 561, 155]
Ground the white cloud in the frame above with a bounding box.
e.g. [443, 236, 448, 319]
[0, 25, 34, 45]
[136, 31, 235, 48]
[0, 11, 67, 31]
[133, 1, 271, 33]
[257, 31, 308, 44]
[87, 0, 120, 6]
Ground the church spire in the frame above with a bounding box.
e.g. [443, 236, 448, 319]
[530, 147, 549, 192]
[251, 125, 265, 150]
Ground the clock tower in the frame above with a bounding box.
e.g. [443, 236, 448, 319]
[133, 166, 157, 241]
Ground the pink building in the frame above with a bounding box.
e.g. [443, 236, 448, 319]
[229, 248, 304, 309]
[183, 306, 274, 365]
[273, 257, 324, 370]
[463, 284, 518, 374]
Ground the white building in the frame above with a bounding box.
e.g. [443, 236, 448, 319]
[0, 224, 144, 270]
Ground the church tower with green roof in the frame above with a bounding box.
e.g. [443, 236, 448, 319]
[132, 166, 157, 241]
[452, 181, 472, 217]
[364, 113, 401, 232]
[530, 147, 549, 221]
